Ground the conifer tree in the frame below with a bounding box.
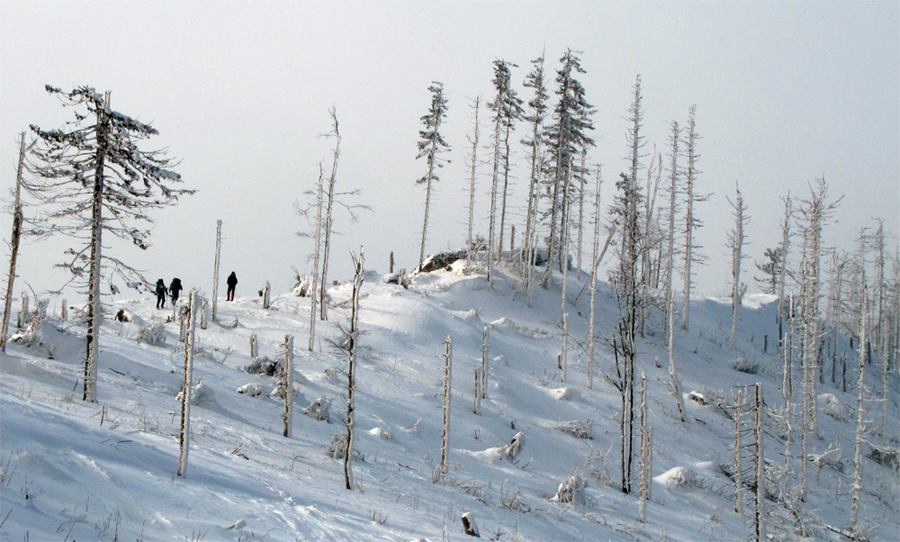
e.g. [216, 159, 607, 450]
[28, 86, 194, 402]
[416, 82, 450, 270]
[521, 53, 549, 300]
[543, 50, 594, 282]
[681, 106, 705, 331]
[486, 60, 523, 277]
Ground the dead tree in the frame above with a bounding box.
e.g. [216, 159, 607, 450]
[178, 291, 198, 477]
[1, 133, 32, 352]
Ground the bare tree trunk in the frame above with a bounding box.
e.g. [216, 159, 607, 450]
[283, 334, 294, 438]
[438, 335, 452, 482]
[576, 149, 587, 280]
[1, 133, 28, 352]
[560, 312, 568, 383]
[668, 296, 685, 422]
[308, 167, 324, 351]
[777, 196, 792, 341]
[465, 97, 481, 275]
[753, 383, 765, 542]
[84, 92, 111, 403]
[681, 106, 701, 331]
[588, 167, 602, 389]
[321, 109, 341, 321]
[178, 290, 198, 477]
[850, 278, 867, 530]
[212, 219, 222, 322]
[638, 373, 648, 522]
[343, 248, 364, 490]
[481, 324, 489, 400]
[734, 388, 743, 514]
[728, 184, 748, 349]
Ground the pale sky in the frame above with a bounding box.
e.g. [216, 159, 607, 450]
[1, 1, 898, 303]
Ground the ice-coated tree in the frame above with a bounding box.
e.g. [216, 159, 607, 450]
[416, 82, 450, 271]
[319, 108, 341, 321]
[486, 59, 523, 277]
[464, 96, 482, 275]
[521, 52, 549, 301]
[1, 133, 33, 352]
[283, 334, 294, 438]
[212, 220, 222, 321]
[681, 105, 706, 331]
[755, 247, 783, 296]
[776, 195, 792, 341]
[587, 166, 602, 389]
[438, 334, 453, 482]
[850, 274, 867, 530]
[752, 383, 765, 542]
[178, 291, 198, 478]
[610, 169, 643, 494]
[796, 178, 839, 437]
[543, 49, 594, 282]
[28, 86, 194, 402]
[727, 183, 749, 349]
[333, 248, 364, 490]
[307, 166, 325, 350]
[663, 121, 681, 341]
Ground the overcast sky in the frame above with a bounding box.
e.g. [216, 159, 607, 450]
[1, 1, 897, 303]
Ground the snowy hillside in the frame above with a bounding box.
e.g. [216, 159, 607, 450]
[1, 263, 897, 541]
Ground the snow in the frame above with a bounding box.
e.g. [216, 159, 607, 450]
[1, 263, 897, 541]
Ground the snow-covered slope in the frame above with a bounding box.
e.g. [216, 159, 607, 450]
[1, 264, 897, 541]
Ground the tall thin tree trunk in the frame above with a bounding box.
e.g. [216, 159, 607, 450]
[308, 167, 324, 351]
[850, 279, 867, 529]
[343, 248, 364, 490]
[283, 334, 294, 438]
[212, 219, 222, 322]
[1, 133, 28, 352]
[466, 97, 481, 275]
[84, 92, 110, 403]
[320, 110, 341, 320]
[439, 335, 453, 482]
[178, 290, 198, 477]
[753, 383, 765, 542]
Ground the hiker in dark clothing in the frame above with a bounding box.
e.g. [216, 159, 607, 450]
[169, 278, 183, 304]
[226, 272, 238, 301]
[155, 279, 168, 309]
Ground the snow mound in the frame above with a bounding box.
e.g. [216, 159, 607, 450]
[368, 427, 392, 440]
[654, 466, 695, 489]
[818, 393, 850, 420]
[236, 383, 264, 397]
[546, 387, 580, 401]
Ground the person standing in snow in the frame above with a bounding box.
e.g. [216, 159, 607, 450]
[155, 279, 168, 309]
[226, 271, 238, 301]
[169, 277, 183, 304]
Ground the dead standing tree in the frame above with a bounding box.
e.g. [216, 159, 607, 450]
[1, 133, 34, 352]
[28, 86, 194, 402]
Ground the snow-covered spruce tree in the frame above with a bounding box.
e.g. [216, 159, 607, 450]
[464, 96, 482, 275]
[521, 52, 549, 301]
[755, 247, 783, 296]
[486, 60, 523, 277]
[1, 133, 33, 352]
[416, 82, 450, 271]
[680, 105, 706, 331]
[610, 168, 644, 494]
[28, 86, 194, 402]
[727, 183, 749, 349]
[542, 50, 594, 283]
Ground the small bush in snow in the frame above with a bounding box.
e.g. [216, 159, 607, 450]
[137, 322, 167, 346]
[246, 356, 284, 378]
[236, 384, 264, 397]
[505, 431, 524, 460]
[292, 274, 314, 297]
[868, 446, 900, 472]
[304, 396, 332, 422]
[10, 323, 54, 358]
[818, 393, 850, 420]
[730, 357, 759, 374]
[553, 420, 592, 439]
[176, 381, 214, 407]
[327, 432, 348, 459]
[552, 473, 585, 504]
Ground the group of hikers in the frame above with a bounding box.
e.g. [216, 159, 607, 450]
[154, 271, 238, 309]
